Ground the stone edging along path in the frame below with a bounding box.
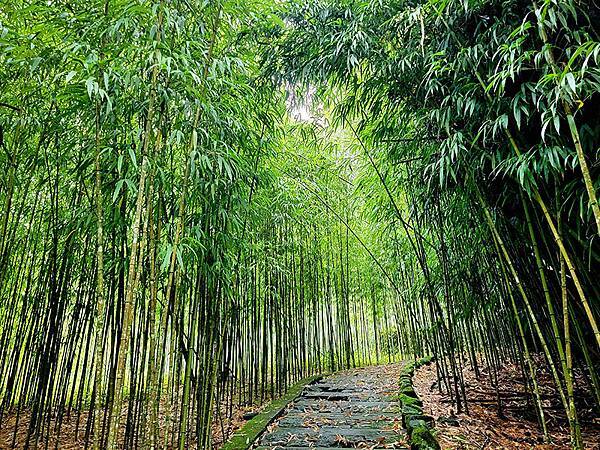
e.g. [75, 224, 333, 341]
[398, 356, 440, 450]
[222, 360, 440, 450]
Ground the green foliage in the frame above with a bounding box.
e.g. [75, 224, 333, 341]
[0, 0, 599, 447]
[263, 0, 600, 445]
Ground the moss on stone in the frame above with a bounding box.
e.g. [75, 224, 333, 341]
[406, 415, 434, 432]
[402, 404, 423, 417]
[400, 386, 417, 398]
[399, 357, 439, 450]
[401, 363, 415, 377]
[398, 393, 423, 408]
[416, 355, 434, 367]
[410, 424, 440, 450]
[399, 376, 414, 390]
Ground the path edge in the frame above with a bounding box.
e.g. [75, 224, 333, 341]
[399, 356, 440, 450]
[221, 374, 323, 450]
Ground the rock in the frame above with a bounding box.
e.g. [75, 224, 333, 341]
[243, 411, 258, 420]
[438, 415, 459, 427]
[410, 423, 440, 450]
[402, 404, 423, 417]
[399, 384, 417, 397]
[398, 393, 423, 408]
[406, 415, 434, 433]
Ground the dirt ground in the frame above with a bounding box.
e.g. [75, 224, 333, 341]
[413, 356, 600, 449]
[0, 400, 259, 449]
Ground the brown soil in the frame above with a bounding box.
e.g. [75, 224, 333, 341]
[0, 400, 261, 449]
[0, 409, 93, 449]
[413, 356, 600, 449]
[211, 401, 266, 448]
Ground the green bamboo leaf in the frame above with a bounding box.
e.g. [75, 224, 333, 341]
[65, 71, 77, 83]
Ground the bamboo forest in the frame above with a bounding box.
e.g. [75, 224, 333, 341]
[0, 0, 599, 448]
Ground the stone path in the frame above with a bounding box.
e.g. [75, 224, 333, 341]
[254, 364, 408, 449]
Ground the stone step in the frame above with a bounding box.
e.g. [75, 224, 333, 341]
[260, 426, 406, 448]
[292, 399, 400, 414]
[305, 383, 361, 390]
[276, 411, 401, 428]
[301, 393, 389, 402]
[302, 392, 352, 401]
[254, 365, 407, 450]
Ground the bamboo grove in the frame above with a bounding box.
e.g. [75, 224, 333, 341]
[0, 0, 599, 448]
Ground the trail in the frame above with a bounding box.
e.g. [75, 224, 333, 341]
[254, 364, 407, 449]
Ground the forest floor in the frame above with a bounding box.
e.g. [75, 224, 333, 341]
[0, 400, 261, 449]
[212, 400, 265, 447]
[253, 364, 407, 448]
[413, 355, 600, 449]
[3, 359, 599, 449]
